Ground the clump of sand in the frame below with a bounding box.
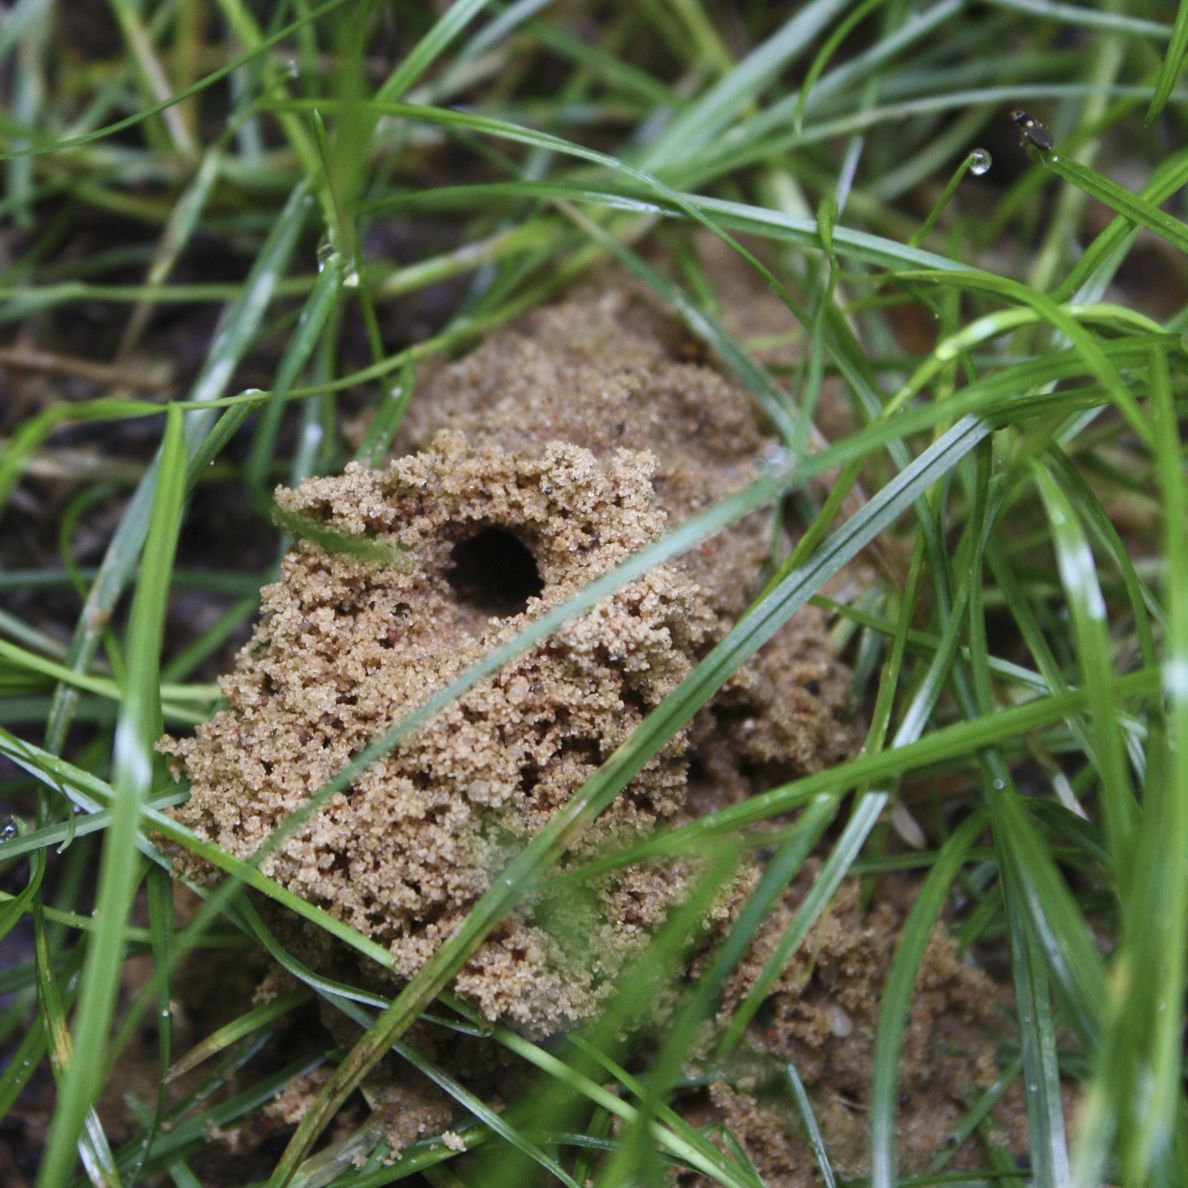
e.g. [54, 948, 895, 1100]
[162, 282, 1018, 1180]
[675, 877, 1009, 1184]
[161, 289, 854, 1036]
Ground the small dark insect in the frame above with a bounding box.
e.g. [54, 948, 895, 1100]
[1010, 109, 1053, 151]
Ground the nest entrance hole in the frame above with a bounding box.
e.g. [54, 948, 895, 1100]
[447, 526, 543, 619]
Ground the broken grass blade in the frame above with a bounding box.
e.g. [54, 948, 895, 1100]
[266, 415, 995, 1181]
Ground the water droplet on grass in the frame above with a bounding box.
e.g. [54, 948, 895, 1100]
[969, 149, 991, 176]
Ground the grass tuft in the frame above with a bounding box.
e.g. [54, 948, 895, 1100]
[0, 3, 1184, 1185]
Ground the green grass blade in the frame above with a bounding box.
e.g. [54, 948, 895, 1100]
[165, 991, 311, 1084]
[869, 810, 986, 1187]
[37, 405, 186, 1188]
[36, 411, 187, 1188]
[1146, 3, 1188, 123]
[246, 251, 344, 498]
[43, 178, 312, 754]
[784, 1061, 838, 1188]
[374, 0, 492, 102]
[641, 0, 849, 168]
[33, 913, 121, 1188]
[1032, 459, 1135, 867]
[1129, 342, 1188, 1179]
[1042, 149, 1188, 257]
[1074, 345, 1188, 1187]
[1000, 860, 1073, 1188]
[1054, 148, 1188, 302]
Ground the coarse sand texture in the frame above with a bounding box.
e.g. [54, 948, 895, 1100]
[161, 291, 855, 1035]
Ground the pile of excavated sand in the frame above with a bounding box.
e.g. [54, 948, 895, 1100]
[162, 289, 852, 1034]
[164, 286, 1011, 1178]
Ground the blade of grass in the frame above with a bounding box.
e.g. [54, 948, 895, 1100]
[246, 250, 345, 499]
[0, 0, 352, 160]
[33, 905, 121, 1188]
[640, 0, 853, 169]
[1073, 346, 1188, 1186]
[784, 1061, 838, 1188]
[121, 863, 176, 1186]
[1001, 864, 1073, 1188]
[43, 178, 312, 755]
[1031, 459, 1135, 868]
[38, 405, 187, 1188]
[869, 810, 987, 1186]
[1146, 2, 1188, 122]
[166, 990, 312, 1084]
[1041, 149, 1188, 258]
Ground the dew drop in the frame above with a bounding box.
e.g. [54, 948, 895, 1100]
[969, 149, 992, 176]
[287, 58, 299, 80]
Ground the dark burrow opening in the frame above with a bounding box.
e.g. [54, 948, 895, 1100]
[447, 525, 544, 619]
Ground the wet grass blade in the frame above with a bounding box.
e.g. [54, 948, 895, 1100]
[1042, 150, 1188, 257]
